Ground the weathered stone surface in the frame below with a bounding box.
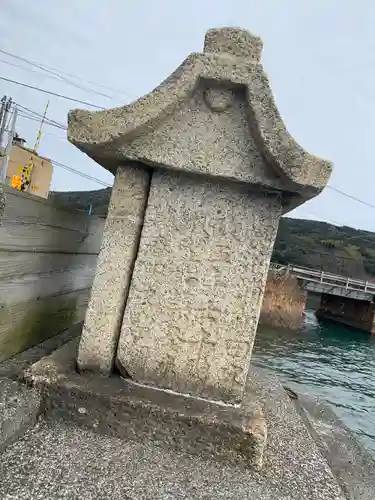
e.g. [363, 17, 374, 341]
[204, 27, 263, 62]
[27, 338, 267, 470]
[68, 27, 332, 207]
[115, 84, 286, 192]
[67, 26, 333, 399]
[117, 171, 281, 403]
[77, 164, 150, 375]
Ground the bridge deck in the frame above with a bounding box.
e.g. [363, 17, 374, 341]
[270, 263, 375, 301]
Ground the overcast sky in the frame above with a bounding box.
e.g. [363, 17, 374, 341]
[1, 0, 374, 230]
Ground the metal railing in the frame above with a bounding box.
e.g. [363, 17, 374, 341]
[270, 262, 375, 295]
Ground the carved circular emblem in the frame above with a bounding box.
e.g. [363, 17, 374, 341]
[203, 88, 235, 113]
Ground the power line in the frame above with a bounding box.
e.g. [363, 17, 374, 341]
[14, 103, 67, 129]
[52, 159, 112, 188]
[18, 108, 64, 125]
[5, 155, 112, 188]
[17, 111, 67, 131]
[288, 186, 375, 227]
[0, 76, 105, 109]
[4, 108, 110, 188]
[17, 107, 67, 130]
[0, 54, 112, 100]
[6, 125, 65, 142]
[327, 185, 375, 211]
[19, 114, 65, 131]
[0, 48, 134, 100]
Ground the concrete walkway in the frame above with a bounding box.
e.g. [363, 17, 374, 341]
[0, 419, 293, 500]
[1, 331, 374, 499]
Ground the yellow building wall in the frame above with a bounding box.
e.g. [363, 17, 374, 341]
[0, 144, 53, 199]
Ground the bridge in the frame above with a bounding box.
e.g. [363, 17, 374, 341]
[270, 263, 375, 301]
[268, 263, 375, 333]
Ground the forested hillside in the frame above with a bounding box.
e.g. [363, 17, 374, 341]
[273, 218, 375, 279]
[50, 188, 375, 279]
[49, 188, 111, 216]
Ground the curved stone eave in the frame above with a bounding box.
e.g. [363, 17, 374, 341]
[67, 53, 203, 156]
[67, 50, 332, 196]
[246, 66, 333, 195]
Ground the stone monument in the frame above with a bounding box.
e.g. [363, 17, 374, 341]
[68, 27, 332, 466]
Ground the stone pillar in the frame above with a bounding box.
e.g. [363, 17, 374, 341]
[77, 164, 150, 374]
[68, 27, 332, 405]
[116, 172, 281, 403]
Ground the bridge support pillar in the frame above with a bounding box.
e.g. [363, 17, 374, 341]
[316, 294, 375, 334]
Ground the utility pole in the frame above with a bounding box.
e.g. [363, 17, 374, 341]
[20, 100, 49, 192]
[0, 96, 12, 150]
[0, 105, 18, 183]
[0, 96, 6, 141]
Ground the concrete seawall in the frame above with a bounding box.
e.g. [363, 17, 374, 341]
[316, 294, 375, 334]
[259, 268, 307, 330]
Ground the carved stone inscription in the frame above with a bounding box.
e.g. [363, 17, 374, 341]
[116, 170, 281, 403]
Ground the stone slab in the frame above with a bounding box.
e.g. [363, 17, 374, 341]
[296, 392, 375, 500]
[77, 164, 151, 375]
[27, 339, 267, 470]
[117, 170, 281, 403]
[0, 378, 40, 452]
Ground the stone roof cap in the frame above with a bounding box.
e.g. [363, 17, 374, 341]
[68, 27, 332, 199]
[204, 27, 263, 62]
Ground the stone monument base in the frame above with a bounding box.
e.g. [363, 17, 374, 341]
[4, 327, 372, 498]
[25, 339, 267, 469]
[19, 334, 353, 499]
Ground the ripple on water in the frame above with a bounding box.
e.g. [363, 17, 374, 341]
[253, 310, 375, 457]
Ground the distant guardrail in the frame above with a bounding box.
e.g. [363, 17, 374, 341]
[269, 262, 375, 295]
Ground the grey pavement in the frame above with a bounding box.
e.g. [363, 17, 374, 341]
[0, 419, 328, 500]
[0, 362, 347, 500]
[2, 333, 374, 499]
